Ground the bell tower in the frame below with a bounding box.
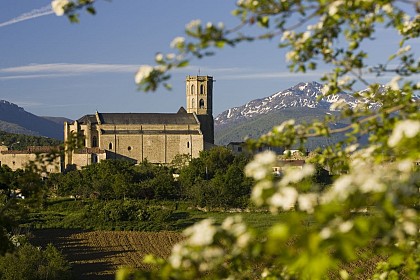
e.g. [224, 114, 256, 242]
[186, 75, 213, 115]
[186, 75, 214, 144]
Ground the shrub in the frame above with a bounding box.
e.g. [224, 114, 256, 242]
[0, 243, 71, 280]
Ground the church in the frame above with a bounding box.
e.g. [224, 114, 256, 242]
[64, 75, 215, 169]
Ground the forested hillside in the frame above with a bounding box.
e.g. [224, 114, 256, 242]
[0, 130, 63, 150]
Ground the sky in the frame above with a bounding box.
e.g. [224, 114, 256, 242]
[0, 0, 418, 120]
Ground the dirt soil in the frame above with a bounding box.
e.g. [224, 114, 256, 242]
[30, 229, 183, 280]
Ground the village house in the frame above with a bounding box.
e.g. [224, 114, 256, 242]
[0, 145, 62, 174]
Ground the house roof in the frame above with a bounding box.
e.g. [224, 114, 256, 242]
[77, 107, 199, 125]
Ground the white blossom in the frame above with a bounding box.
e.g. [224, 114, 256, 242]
[388, 119, 420, 147]
[344, 144, 359, 154]
[296, 31, 311, 44]
[387, 75, 401, 90]
[236, 0, 248, 5]
[153, 65, 167, 73]
[155, 53, 163, 62]
[166, 53, 176, 60]
[245, 151, 277, 180]
[169, 244, 187, 268]
[236, 232, 251, 248]
[401, 209, 418, 236]
[400, 15, 419, 34]
[320, 227, 332, 239]
[307, 21, 324, 31]
[338, 221, 353, 233]
[269, 186, 298, 211]
[285, 50, 297, 62]
[330, 98, 348, 111]
[170, 36, 185, 49]
[51, 0, 69, 16]
[396, 45, 411, 56]
[134, 65, 153, 84]
[337, 76, 351, 86]
[322, 175, 353, 203]
[298, 193, 318, 213]
[198, 247, 225, 271]
[281, 30, 294, 41]
[328, 1, 343, 16]
[382, 4, 393, 14]
[397, 160, 413, 173]
[339, 270, 350, 280]
[402, 221, 417, 236]
[251, 180, 274, 205]
[275, 119, 295, 132]
[321, 84, 330, 96]
[186, 19, 201, 31]
[279, 164, 315, 186]
[183, 219, 217, 246]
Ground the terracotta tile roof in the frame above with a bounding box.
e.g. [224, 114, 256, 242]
[1, 146, 61, 154]
[74, 147, 105, 154]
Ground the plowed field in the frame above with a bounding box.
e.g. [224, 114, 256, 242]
[30, 229, 183, 280]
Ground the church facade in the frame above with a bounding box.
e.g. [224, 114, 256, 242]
[64, 75, 215, 169]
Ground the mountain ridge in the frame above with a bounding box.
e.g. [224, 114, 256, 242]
[215, 81, 380, 129]
[214, 81, 382, 147]
[0, 100, 67, 140]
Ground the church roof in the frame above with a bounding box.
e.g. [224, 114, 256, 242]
[77, 115, 97, 124]
[77, 107, 199, 125]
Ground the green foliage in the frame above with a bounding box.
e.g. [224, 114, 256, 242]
[179, 147, 253, 209]
[0, 131, 62, 150]
[53, 160, 179, 200]
[0, 243, 71, 280]
[0, 166, 47, 255]
[22, 199, 180, 231]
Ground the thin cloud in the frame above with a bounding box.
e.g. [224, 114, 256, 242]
[0, 73, 79, 81]
[0, 63, 141, 80]
[1, 63, 139, 73]
[175, 66, 322, 80]
[0, 5, 54, 28]
[219, 72, 323, 80]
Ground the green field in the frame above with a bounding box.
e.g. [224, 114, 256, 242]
[21, 198, 289, 233]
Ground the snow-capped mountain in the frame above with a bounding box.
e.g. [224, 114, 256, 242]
[215, 81, 379, 128]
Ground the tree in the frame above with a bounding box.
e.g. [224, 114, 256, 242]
[0, 167, 47, 255]
[54, 1, 419, 279]
[0, 243, 71, 280]
[178, 147, 252, 208]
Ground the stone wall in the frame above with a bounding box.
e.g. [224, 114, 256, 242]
[0, 151, 62, 173]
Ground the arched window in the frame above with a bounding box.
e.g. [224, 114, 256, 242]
[187, 141, 190, 148]
[199, 99, 205, 108]
[191, 84, 195, 95]
[91, 154, 98, 164]
[200, 84, 205, 94]
[92, 136, 98, 147]
[109, 142, 113, 150]
[192, 98, 195, 108]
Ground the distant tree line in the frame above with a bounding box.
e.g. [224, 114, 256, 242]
[0, 131, 62, 150]
[48, 147, 255, 209]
